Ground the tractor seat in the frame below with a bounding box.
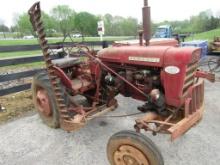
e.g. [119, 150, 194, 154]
[52, 57, 81, 68]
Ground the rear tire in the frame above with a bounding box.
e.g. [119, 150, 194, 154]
[32, 71, 70, 128]
[107, 130, 164, 165]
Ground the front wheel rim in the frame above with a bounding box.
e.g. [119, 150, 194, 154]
[113, 145, 149, 165]
[36, 88, 52, 117]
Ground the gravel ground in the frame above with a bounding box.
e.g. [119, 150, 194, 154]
[0, 80, 220, 165]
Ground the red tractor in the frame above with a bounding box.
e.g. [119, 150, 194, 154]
[29, 1, 215, 165]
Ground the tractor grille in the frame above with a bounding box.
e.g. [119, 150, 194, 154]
[185, 80, 204, 116]
[183, 62, 198, 96]
[190, 81, 204, 112]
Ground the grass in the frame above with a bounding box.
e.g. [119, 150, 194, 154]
[0, 36, 134, 60]
[186, 28, 220, 41]
[0, 62, 44, 73]
[0, 50, 42, 58]
[9, 61, 44, 69]
[0, 38, 39, 46]
[0, 36, 134, 46]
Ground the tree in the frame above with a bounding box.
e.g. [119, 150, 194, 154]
[51, 5, 75, 37]
[0, 24, 9, 38]
[111, 16, 124, 36]
[0, 24, 9, 32]
[41, 12, 56, 37]
[189, 10, 211, 33]
[151, 9, 220, 34]
[15, 12, 56, 37]
[74, 12, 98, 38]
[121, 17, 138, 36]
[103, 14, 114, 35]
[207, 16, 219, 30]
[16, 13, 34, 36]
[103, 14, 138, 36]
[10, 25, 17, 32]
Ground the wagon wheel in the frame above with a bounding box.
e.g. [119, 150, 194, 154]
[32, 71, 70, 128]
[107, 130, 164, 165]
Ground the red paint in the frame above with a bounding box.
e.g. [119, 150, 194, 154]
[98, 46, 169, 67]
[52, 66, 72, 89]
[113, 38, 178, 47]
[163, 47, 201, 106]
[98, 45, 201, 107]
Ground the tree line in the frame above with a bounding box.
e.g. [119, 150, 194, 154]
[0, 5, 138, 38]
[0, 6, 220, 38]
[152, 10, 220, 34]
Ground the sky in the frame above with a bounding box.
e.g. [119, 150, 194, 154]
[0, 0, 220, 27]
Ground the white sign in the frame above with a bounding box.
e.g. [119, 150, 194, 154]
[97, 20, 105, 35]
[129, 56, 160, 63]
[165, 66, 180, 74]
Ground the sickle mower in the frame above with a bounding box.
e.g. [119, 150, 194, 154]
[29, 1, 215, 164]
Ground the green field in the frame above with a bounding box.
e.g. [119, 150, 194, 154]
[187, 28, 220, 41]
[0, 36, 134, 46]
[0, 36, 134, 60]
[0, 50, 42, 58]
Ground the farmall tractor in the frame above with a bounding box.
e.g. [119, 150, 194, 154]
[29, 1, 215, 165]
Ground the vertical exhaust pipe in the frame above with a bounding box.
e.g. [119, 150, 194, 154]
[142, 0, 151, 46]
[139, 30, 143, 46]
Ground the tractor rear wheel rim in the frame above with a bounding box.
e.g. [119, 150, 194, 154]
[36, 88, 52, 117]
[114, 145, 149, 165]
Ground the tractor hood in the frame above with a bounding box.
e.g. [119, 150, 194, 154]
[114, 38, 178, 47]
[97, 46, 201, 67]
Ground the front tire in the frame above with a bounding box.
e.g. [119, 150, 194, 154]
[107, 130, 164, 165]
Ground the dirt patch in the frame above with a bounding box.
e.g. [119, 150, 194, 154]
[0, 90, 35, 124]
[0, 64, 42, 124]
